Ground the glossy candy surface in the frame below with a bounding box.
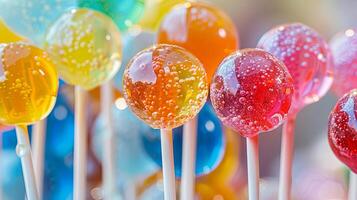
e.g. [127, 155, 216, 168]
[0, 43, 58, 125]
[138, 0, 184, 31]
[210, 49, 294, 137]
[330, 28, 357, 97]
[77, 0, 145, 31]
[157, 1, 239, 83]
[123, 44, 208, 129]
[328, 89, 357, 173]
[45, 8, 122, 90]
[257, 23, 333, 113]
[0, 0, 75, 45]
[141, 103, 225, 177]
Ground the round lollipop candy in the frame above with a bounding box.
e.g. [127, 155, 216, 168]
[123, 44, 208, 200]
[157, 1, 239, 83]
[77, 0, 145, 31]
[44, 8, 122, 199]
[330, 28, 357, 97]
[0, 0, 75, 45]
[328, 89, 357, 199]
[210, 48, 294, 200]
[0, 42, 58, 200]
[257, 23, 333, 200]
[141, 102, 225, 177]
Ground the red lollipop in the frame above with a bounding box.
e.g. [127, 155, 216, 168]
[210, 48, 294, 200]
[328, 89, 357, 199]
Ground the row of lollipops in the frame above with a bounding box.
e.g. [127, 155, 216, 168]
[0, 0, 356, 200]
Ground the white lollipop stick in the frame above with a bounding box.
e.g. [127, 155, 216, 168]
[278, 116, 296, 200]
[74, 86, 87, 200]
[101, 81, 117, 199]
[160, 129, 176, 200]
[15, 125, 39, 200]
[246, 135, 259, 200]
[181, 118, 197, 200]
[349, 172, 357, 200]
[32, 120, 46, 199]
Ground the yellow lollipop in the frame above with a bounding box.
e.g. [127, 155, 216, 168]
[0, 18, 24, 43]
[45, 8, 122, 90]
[0, 42, 58, 200]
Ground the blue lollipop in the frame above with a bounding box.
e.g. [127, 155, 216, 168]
[0, 0, 75, 45]
[141, 102, 226, 177]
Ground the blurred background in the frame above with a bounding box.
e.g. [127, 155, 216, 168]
[0, 0, 355, 199]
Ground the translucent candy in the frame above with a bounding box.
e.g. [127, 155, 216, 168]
[210, 49, 294, 137]
[138, 0, 184, 31]
[77, 0, 145, 31]
[0, 0, 75, 45]
[123, 44, 208, 129]
[0, 19, 25, 43]
[157, 1, 239, 83]
[330, 28, 357, 97]
[0, 43, 58, 125]
[328, 89, 357, 172]
[257, 23, 333, 113]
[44, 8, 122, 90]
[141, 102, 225, 177]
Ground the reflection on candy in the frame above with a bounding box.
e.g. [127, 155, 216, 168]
[257, 23, 333, 113]
[142, 103, 225, 177]
[328, 89, 357, 173]
[330, 28, 357, 97]
[45, 8, 122, 90]
[115, 30, 156, 91]
[210, 49, 294, 137]
[78, 0, 145, 31]
[92, 106, 158, 180]
[0, 19, 24, 43]
[123, 44, 208, 129]
[0, 42, 58, 125]
[0, 0, 75, 45]
[138, 0, 184, 31]
[157, 1, 239, 83]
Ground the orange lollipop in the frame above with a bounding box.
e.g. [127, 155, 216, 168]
[157, 1, 239, 82]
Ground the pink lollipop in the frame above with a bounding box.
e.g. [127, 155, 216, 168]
[210, 48, 294, 199]
[330, 28, 357, 97]
[257, 23, 333, 200]
[328, 89, 357, 199]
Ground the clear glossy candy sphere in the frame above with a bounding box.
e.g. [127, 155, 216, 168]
[0, 42, 58, 125]
[44, 8, 122, 90]
[328, 89, 357, 173]
[123, 44, 208, 129]
[257, 23, 333, 113]
[210, 49, 294, 137]
[157, 1, 239, 83]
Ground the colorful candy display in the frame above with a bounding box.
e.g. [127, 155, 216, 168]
[44, 8, 122, 90]
[157, 1, 239, 83]
[123, 44, 208, 129]
[0, 0, 75, 45]
[257, 23, 333, 113]
[141, 102, 225, 177]
[138, 0, 184, 31]
[328, 89, 357, 172]
[330, 28, 357, 97]
[210, 49, 294, 137]
[0, 42, 58, 125]
[77, 0, 145, 31]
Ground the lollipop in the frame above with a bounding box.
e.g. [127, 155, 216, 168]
[44, 8, 122, 199]
[210, 49, 294, 200]
[328, 89, 357, 199]
[123, 44, 208, 200]
[0, 19, 25, 43]
[330, 28, 357, 97]
[77, 0, 145, 31]
[257, 23, 333, 200]
[0, 42, 58, 200]
[0, 0, 75, 45]
[157, 1, 239, 83]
